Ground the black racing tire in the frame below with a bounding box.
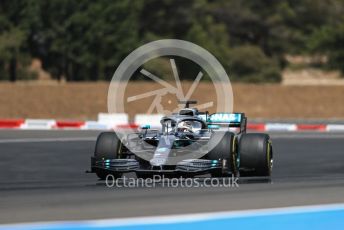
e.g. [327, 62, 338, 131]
[238, 133, 273, 177]
[94, 132, 122, 180]
[95, 132, 121, 159]
[207, 131, 238, 177]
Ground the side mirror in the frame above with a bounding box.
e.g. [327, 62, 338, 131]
[141, 124, 151, 129]
[208, 124, 220, 130]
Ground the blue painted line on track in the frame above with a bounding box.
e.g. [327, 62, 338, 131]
[1, 204, 344, 230]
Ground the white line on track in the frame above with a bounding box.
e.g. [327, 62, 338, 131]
[0, 137, 96, 143]
[269, 133, 344, 139]
[1, 132, 344, 143]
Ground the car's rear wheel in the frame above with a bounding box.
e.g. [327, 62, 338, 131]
[207, 131, 238, 177]
[238, 133, 273, 177]
[94, 132, 122, 180]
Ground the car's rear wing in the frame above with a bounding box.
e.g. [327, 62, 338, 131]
[198, 112, 247, 133]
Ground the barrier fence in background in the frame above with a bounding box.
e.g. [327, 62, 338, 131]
[0, 114, 344, 132]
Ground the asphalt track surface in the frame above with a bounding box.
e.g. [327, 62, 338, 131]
[0, 130, 344, 224]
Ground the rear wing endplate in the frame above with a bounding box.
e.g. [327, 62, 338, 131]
[198, 112, 247, 133]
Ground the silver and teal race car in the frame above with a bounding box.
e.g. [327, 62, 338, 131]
[89, 101, 273, 180]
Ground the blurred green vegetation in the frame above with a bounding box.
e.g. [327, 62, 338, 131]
[0, 0, 343, 82]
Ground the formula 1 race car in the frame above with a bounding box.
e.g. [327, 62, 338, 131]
[89, 101, 273, 180]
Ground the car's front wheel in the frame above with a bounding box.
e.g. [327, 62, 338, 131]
[94, 132, 122, 180]
[207, 131, 238, 177]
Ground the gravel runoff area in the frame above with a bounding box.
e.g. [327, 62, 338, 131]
[1, 82, 344, 120]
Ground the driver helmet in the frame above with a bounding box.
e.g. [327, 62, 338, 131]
[178, 121, 193, 132]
